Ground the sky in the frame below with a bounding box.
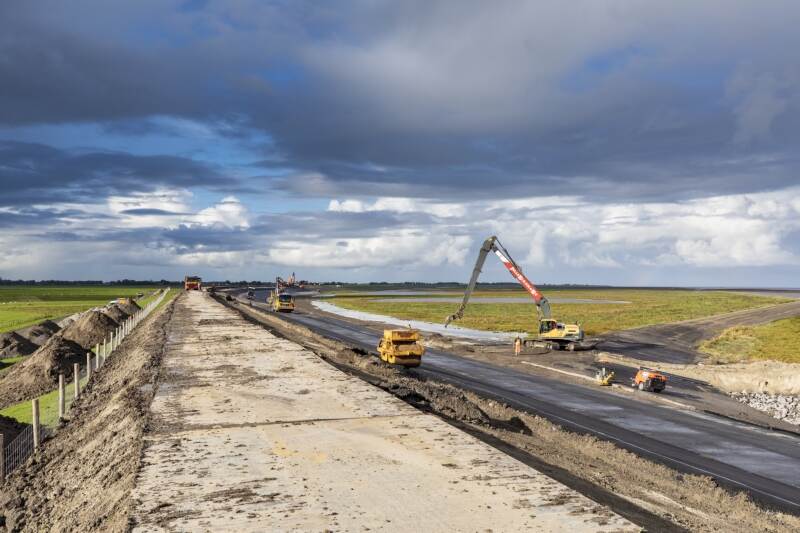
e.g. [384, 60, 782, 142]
[1, 1, 799, 286]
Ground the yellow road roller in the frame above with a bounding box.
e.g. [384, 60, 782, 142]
[377, 329, 424, 367]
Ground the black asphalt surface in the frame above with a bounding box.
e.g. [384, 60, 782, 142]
[235, 290, 800, 513]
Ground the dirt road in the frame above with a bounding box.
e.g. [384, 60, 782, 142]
[130, 291, 636, 531]
[602, 299, 800, 363]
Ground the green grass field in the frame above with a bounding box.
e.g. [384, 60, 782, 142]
[330, 289, 789, 336]
[0, 285, 162, 333]
[700, 316, 800, 363]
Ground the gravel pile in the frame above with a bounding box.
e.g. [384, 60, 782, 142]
[731, 392, 800, 425]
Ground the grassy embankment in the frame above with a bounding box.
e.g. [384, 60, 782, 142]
[0, 285, 162, 334]
[700, 316, 800, 364]
[330, 289, 789, 336]
[0, 289, 178, 427]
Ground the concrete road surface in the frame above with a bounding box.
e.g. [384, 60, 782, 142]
[130, 291, 636, 532]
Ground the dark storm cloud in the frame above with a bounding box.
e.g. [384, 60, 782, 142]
[0, 207, 105, 228]
[2, 1, 800, 202]
[0, 141, 229, 206]
[120, 208, 186, 216]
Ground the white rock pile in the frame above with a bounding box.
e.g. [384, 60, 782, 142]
[730, 392, 800, 425]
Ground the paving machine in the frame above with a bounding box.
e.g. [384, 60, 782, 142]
[377, 329, 424, 367]
[445, 236, 586, 351]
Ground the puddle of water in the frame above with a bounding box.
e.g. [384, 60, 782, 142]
[311, 301, 525, 342]
[368, 297, 630, 304]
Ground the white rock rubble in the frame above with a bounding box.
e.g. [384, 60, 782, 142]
[731, 392, 800, 425]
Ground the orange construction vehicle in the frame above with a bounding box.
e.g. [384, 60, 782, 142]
[632, 367, 667, 393]
[184, 276, 202, 290]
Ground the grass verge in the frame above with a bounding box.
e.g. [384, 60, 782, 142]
[331, 289, 788, 335]
[0, 374, 88, 428]
[699, 316, 800, 363]
[0, 285, 162, 333]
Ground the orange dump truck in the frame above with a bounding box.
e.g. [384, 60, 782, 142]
[184, 276, 202, 290]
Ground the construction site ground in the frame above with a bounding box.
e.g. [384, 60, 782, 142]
[291, 298, 800, 434]
[131, 291, 636, 531]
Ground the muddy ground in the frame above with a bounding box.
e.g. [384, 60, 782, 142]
[0, 296, 176, 532]
[224, 296, 800, 533]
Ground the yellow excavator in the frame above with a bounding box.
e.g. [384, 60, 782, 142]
[445, 236, 586, 351]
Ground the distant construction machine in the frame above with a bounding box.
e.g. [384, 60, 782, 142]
[268, 278, 295, 312]
[184, 276, 202, 291]
[445, 236, 586, 351]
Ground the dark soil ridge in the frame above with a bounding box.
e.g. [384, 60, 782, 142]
[0, 295, 177, 533]
[15, 321, 60, 347]
[0, 333, 37, 358]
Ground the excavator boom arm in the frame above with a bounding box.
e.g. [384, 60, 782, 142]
[444, 237, 496, 327]
[445, 236, 551, 327]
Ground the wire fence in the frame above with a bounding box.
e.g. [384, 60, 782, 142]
[1, 287, 171, 481]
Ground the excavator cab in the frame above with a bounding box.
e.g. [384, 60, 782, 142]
[538, 319, 583, 350]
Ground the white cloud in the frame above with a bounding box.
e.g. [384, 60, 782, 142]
[265, 230, 471, 269]
[194, 196, 250, 228]
[328, 197, 465, 218]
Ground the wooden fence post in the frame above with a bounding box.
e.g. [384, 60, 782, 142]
[74, 363, 80, 400]
[58, 373, 65, 419]
[32, 399, 40, 450]
[86, 352, 92, 380]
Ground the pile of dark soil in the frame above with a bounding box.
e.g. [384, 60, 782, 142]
[0, 413, 27, 443]
[0, 335, 86, 409]
[117, 298, 141, 316]
[0, 332, 38, 357]
[102, 304, 130, 324]
[0, 295, 176, 532]
[15, 320, 61, 347]
[61, 310, 118, 350]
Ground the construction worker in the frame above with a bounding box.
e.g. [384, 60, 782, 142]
[514, 337, 522, 356]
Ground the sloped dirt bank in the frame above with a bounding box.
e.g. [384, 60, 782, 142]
[0, 295, 177, 532]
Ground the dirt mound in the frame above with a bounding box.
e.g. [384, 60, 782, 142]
[117, 298, 141, 316]
[16, 320, 61, 346]
[102, 304, 129, 324]
[0, 332, 38, 357]
[0, 295, 176, 532]
[0, 335, 86, 409]
[61, 310, 118, 350]
[0, 413, 27, 443]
